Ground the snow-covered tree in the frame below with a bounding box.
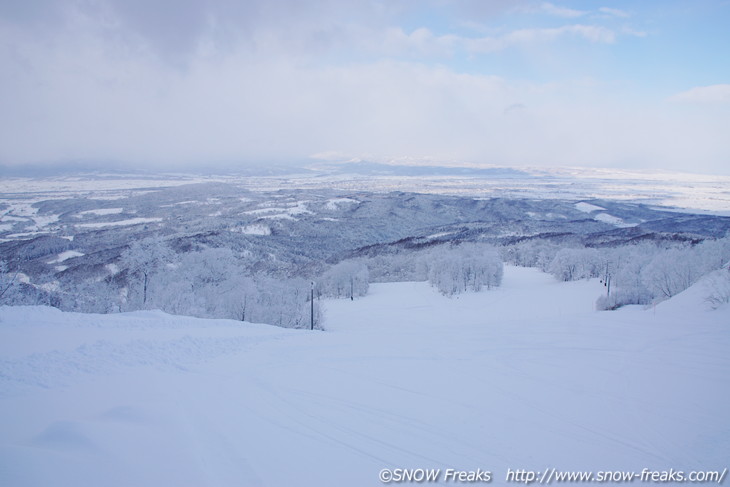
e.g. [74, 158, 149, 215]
[503, 240, 561, 270]
[58, 278, 124, 314]
[0, 260, 18, 304]
[321, 260, 369, 299]
[695, 237, 730, 271]
[229, 276, 258, 322]
[548, 248, 599, 282]
[704, 269, 730, 309]
[251, 277, 322, 329]
[641, 247, 700, 300]
[120, 237, 174, 308]
[427, 244, 503, 296]
[595, 249, 652, 310]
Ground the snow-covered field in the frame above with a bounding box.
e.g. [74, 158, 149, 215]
[2, 166, 729, 218]
[1, 266, 728, 486]
[74, 217, 163, 229]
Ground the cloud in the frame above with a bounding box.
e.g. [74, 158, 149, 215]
[466, 24, 616, 53]
[516, 24, 615, 44]
[2, 30, 726, 175]
[598, 7, 630, 18]
[517, 2, 587, 18]
[538, 2, 587, 18]
[0, 44, 514, 165]
[0, 0, 410, 67]
[374, 23, 618, 58]
[669, 84, 730, 104]
[376, 27, 458, 58]
[0, 0, 727, 175]
[503, 103, 527, 115]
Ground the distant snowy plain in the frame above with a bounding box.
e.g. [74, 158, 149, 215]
[1, 266, 728, 486]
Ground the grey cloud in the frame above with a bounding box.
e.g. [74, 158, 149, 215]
[0, 0, 528, 66]
[0, 0, 65, 25]
[98, 0, 415, 62]
[503, 103, 526, 115]
[0, 0, 391, 64]
[107, 0, 211, 60]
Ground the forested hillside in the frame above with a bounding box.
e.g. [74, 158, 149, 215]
[2, 183, 729, 326]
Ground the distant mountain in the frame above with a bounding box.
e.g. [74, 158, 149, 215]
[0, 161, 313, 178]
[318, 161, 531, 178]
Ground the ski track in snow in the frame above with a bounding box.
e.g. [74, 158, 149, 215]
[0, 334, 281, 394]
[0, 267, 729, 486]
[0, 309, 295, 396]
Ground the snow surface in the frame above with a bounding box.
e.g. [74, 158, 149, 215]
[74, 218, 163, 229]
[575, 202, 605, 213]
[243, 207, 287, 215]
[593, 212, 636, 228]
[1, 267, 728, 487]
[0, 215, 29, 223]
[259, 213, 297, 221]
[30, 214, 60, 230]
[425, 231, 456, 239]
[47, 251, 85, 264]
[76, 208, 124, 217]
[244, 201, 311, 219]
[3, 202, 39, 218]
[573, 203, 637, 227]
[231, 223, 272, 236]
[325, 197, 359, 210]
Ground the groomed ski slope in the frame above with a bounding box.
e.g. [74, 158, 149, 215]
[1, 266, 728, 486]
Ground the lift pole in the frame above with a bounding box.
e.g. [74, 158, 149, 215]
[310, 281, 314, 331]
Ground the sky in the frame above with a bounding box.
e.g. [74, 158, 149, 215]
[0, 0, 729, 174]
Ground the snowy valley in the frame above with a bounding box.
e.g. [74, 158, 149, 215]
[1, 171, 729, 486]
[2, 170, 729, 323]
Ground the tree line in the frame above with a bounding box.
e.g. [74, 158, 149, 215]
[502, 237, 730, 310]
[2, 235, 727, 327]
